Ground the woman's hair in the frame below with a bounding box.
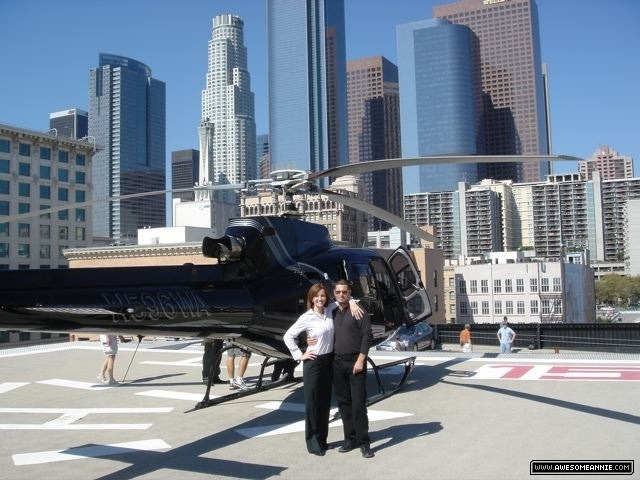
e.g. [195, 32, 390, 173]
[306, 283, 329, 310]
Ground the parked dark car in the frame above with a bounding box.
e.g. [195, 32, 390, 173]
[375, 321, 436, 352]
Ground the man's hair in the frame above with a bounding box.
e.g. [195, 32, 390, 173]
[334, 279, 351, 290]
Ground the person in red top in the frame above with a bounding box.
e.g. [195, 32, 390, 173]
[459, 324, 472, 352]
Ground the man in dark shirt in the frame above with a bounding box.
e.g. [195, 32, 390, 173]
[332, 279, 375, 458]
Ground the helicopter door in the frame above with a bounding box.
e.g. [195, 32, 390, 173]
[388, 247, 432, 324]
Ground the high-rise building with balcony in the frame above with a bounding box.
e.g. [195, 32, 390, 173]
[88, 53, 166, 243]
[434, 0, 549, 184]
[579, 145, 634, 180]
[404, 182, 504, 259]
[525, 173, 593, 260]
[404, 190, 461, 259]
[464, 183, 504, 255]
[267, 0, 348, 177]
[405, 166, 640, 275]
[599, 174, 640, 263]
[199, 14, 256, 186]
[346, 56, 403, 230]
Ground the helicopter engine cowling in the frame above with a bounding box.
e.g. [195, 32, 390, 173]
[202, 235, 245, 262]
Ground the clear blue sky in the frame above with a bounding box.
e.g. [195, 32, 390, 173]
[1, 0, 638, 177]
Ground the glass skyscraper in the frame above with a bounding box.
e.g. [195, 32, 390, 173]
[397, 18, 479, 194]
[267, 0, 348, 176]
[88, 53, 166, 243]
[434, 0, 549, 184]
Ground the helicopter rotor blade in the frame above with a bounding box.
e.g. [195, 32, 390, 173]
[0, 183, 244, 223]
[320, 188, 435, 244]
[307, 154, 580, 243]
[308, 154, 582, 182]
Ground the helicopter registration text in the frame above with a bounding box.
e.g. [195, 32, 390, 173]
[102, 291, 209, 323]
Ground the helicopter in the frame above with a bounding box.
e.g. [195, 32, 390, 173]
[0, 154, 578, 407]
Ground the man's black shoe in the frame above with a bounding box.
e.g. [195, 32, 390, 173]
[360, 445, 374, 458]
[338, 443, 355, 453]
[203, 377, 226, 385]
[311, 450, 326, 456]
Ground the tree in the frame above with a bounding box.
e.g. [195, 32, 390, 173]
[595, 274, 640, 307]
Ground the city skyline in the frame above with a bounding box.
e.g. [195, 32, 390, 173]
[1, 0, 638, 182]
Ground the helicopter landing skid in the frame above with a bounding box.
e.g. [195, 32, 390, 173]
[331, 355, 416, 421]
[190, 354, 415, 413]
[189, 355, 301, 412]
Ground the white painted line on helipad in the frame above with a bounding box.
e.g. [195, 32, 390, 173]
[141, 357, 202, 366]
[0, 406, 173, 430]
[0, 382, 29, 394]
[0, 407, 173, 414]
[37, 379, 117, 390]
[239, 402, 413, 438]
[12, 438, 171, 465]
[136, 389, 219, 401]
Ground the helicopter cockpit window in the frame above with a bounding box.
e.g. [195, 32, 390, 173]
[397, 269, 417, 293]
[346, 263, 374, 299]
[390, 254, 418, 295]
[406, 294, 427, 319]
[388, 247, 433, 322]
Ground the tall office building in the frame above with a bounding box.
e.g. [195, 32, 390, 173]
[434, 0, 549, 184]
[199, 14, 256, 186]
[579, 146, 634, 181]
[88, 53, 166, 243]
[346, 56, 403, 229]
[267, 0, 348, 177]
[49, 109, 88, 140]
[397, 18, 480, 194]
[171, 149, 199, 203]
